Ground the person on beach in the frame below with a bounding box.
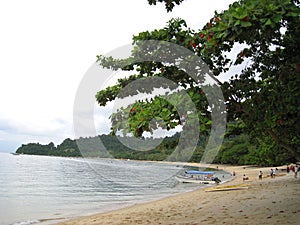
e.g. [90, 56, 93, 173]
[258, 171, 263, 180]
[294, 165, 298, 178]
[287, 165, 290, 173]
[243, 174, 248, 182]
[273, 168, 276, 178]
[290, 164, 294, 172]
[270, 168, 274, 178]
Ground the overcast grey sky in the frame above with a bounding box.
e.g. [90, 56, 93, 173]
[0, 0, 236, 152]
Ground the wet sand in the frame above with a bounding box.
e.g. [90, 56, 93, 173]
[55, 164, 300, 225]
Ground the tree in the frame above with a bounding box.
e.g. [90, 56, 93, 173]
[96, 0, 300, 162]
[147, 0, 185, 12]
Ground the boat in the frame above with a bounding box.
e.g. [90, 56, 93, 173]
[175, 170, 221, 184]
[205, 184, 250, 192]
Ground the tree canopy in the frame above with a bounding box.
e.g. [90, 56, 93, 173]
[96, 0, 300, 163]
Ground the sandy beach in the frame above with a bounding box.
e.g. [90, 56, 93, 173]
[55, 164, 300, 225]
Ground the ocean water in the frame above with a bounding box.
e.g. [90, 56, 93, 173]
[0, 153, 229, 225]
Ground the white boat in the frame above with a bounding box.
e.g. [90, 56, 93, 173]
[175, 170, 221, 184]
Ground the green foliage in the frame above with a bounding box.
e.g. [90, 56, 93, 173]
[16, 141, 81, 157]
[16, 128, 295, 166]
[96, 0, 300, 163]
[147, 0, 185, 12]
[214, 134, 255, 165]
[15, 134, 181, 160]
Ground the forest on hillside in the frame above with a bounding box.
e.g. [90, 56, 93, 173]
[16, 130, 296, 166]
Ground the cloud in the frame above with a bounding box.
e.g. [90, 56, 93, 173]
[0, 116, 74, 152]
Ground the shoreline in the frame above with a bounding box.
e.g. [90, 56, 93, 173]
[53, 163, 300, 225]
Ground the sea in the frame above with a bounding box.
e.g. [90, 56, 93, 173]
[0, 152, 230, 225]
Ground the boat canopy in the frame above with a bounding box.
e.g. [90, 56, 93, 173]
[185, 170, 215, 175]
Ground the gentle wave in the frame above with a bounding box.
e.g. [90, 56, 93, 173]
[12, 220, 40, 225]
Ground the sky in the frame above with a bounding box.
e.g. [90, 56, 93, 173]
[0, 0, 236, 152]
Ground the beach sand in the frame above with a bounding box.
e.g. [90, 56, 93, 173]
[55, 164, 300, 225]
